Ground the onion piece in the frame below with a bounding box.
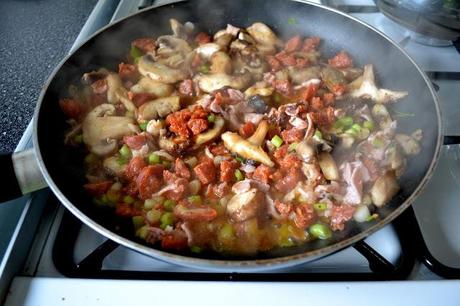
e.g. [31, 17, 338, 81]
[353, 205, 371, 222]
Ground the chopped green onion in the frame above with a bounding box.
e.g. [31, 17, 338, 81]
[144, 197, 163, 209]
[333, 116, 353, 130]
[139, 121, 148, 131]
[366, 213, 379, 222]
[218, 223, 234, 241]
[287, 17, 297, 25]
[197, 64, 210, 73]
[393, 110, 415, 118]
[164, 199, 177, 211]
[148, 153, 161, 165]
[372, 137, 385, 148]
[234, 169, 244, 181]
[84, 153, 97, 164]
[273, 93, 282, 103]
[358, 127, 370, 140]
[117, 156, 127, 165]
[351, 123, 362, 132]
[146, 209, 162, 224]
[314, 130, 323, 139]
[132, 216, 144, 230]
[135, 225, 149, 239]
[345, 128, 358, 137]
[271, 135, 283, 148]
[288, 142, 298, 152]
[119, 144, 132, 159]
[235, 156, 245, 163]
[363, 120, 374, 131]
[188, 195, 202, 205]
[190, 246, 202, 253]
[207, 114, 216, 123]
[73, 134, 83, 144]
[313, 202, 327, 211]
[309, 223, 332, 240]
[130, 46, 143, 60]
[123, 195, 135, 204]
[160, 212, 174, 229]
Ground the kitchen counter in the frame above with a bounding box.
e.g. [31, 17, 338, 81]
[0, 0, 97, 153]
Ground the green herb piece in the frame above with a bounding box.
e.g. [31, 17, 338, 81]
[309, 223, 332, 240]
[207, 114, 216, 123]
[288, 17, 298, 25]
[363, 120, 374, 131]
[197, 64, 210, 73]
[188, 195, 202, 205]
[119, 144, 132, 159]
[148, 153, 161, 165]
[235, 156, 245, 163]
[130, 46, 143, 60]
[139, 121, 148, 131]
[313, 202, 327, 211]
[190, 246, 202, 253]
[146, 209, 162, 224]
[163, 199, 177, 211]
[271, 135, 283, 148]
[132, 216, 145, 230]
[234, 169, 244, 181]
[160, 212, 174, 229]
[366, 213, 379, 222]
[314, 130, 323, 139]
[333, 116, 353, 130]
[288, 142, 298, 152]
[123, 195, 135, 204]
[117, 156, 127, 165]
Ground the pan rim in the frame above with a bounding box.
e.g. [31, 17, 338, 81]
[33, 0, 443, 271]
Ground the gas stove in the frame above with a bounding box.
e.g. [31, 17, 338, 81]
[1, 0, 460, 305]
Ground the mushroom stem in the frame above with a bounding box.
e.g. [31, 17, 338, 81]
[221, 131, 274, 167]
[247, 120, 268, 146]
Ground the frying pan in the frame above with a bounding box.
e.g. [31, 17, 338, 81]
[0, 0, 449, 271]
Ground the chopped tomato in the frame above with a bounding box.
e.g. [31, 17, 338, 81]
[178, 79, 195, 96]
[220, 160, 238, 182]
[136, 166, 163, 200]
[131, 37, 156, 53]
[330, 205, 356, 231]
[115, 203, 141, 217]
[91, 79, 108, 94]
[175, 158, 191, 179]
[83, 181, 112, 196]
[239, 122, 256, 138]
[127, 92, 155, 107]
[118, 63, 138, 81]
[275, 51, 296, 67]
[195, 32, 211, 45]
[328, 50, 353, 69]
[274, 80, 293, 96]
[187, 118, 208, 135]
[59, 98, 82, 119]
[274, 200, 293, 217]
[281, 128, 304, 143]
[302, 36, 320, 51]
[294, 203, 316, 229]
[194, 159, 217, 185]
[265, 55, 282, 71]
[252, 164, 272, 184]
[161, 231, 188, 250]
[284, 35, 302, 52]
[123, 134, 147, 150]
[125, 156, 147, 180]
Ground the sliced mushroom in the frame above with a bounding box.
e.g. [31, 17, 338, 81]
[340, 67, 363, 81]
[170, 18, 191, 40]
[296, 140, 316, 162]
[318, 152, 340, 181]
[221, 131, 274, 167]
[213, 30, 234, 49]
[395, 133, 421, 155]
[138, 55, 189, 84]
[196, 43, 221, 60]
[350, 65, 408, 103]
[288, 66, 322, 85]
[138, 96, 180, 121]
[114, 88, 137, 115]
[247, 120, 268, 146]
[246, 22, 279, 54]
[321, 67, 347, 94]
[371, 172, 400, 207]
[226, 188, 260, 222]
[195, 116, 225, 145]
[106, 73, 123, 104]
[130, 77, 174, 98]
[195, 73, 251, 93]
[82, 104, 139, 155]
[210, 51, 232, 74]
[103, 156, 127, 176]
[156, 35, 192, 57]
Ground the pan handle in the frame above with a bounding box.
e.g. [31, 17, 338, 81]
[0, 149, 47, 203]
[443, 136, 460, 145]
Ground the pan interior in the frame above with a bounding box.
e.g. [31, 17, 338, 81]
[36, 0, 440, 262]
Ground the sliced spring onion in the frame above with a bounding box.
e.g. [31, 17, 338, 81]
[234, 169, 244, 181]
[314, 130, 323, 139]
[148, 153, 161, 165]
[235, 156, 245, 163]
[313, 202, 327, 211]
[363, 120, 374, 131]
[162, 160, 172, 168]
[163, 199, 177, 211]
[288, 142, 298, 152]
[207, 114, 216, 123]
[132, 216, 145, 230]
[271, 135, 283, 148]
[117, 156, 127, 165]
[139, 121, 148, 131]
[130, 46, 143, 60]
[188, 195, 202, 205]
[190, 246, 202, 253]
[309, 223, 332, 240]
[333, 116, 353, 130]
[144, 197, 164, 209]
[119, 144, 132, 159]
[197, 64, 210, 73]
[135, 225, 149, 239]
[123, 195, 135, 204]
[146, 209, 162, 224]
[273, 93, 282, 103]
[393, 110, 415, 118]
[160, 212, 174, 229]
[366, 213, 379, 222]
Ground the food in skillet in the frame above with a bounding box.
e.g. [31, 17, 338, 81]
[60, 19, 422, 255]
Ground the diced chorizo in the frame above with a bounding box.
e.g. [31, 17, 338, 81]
[302, 37, 320, 51]
[161, 230, 188, 250]
[323, 92, 335, 106]
[127, 92, 155, 107]
[91, 79, 108, 94]
[178, 79, 195, 96]
[300, 84, 319, 103]
[194, 159, 217, 185]
[274, 168, 303, 193]
[59, 98, 82, 119]
[136, 165, 162, 200]
[118, 63, 138, 81]
[195, 32, 211, 45]
[210, 143, 228, 155]
[294, 203, 315, 229]
[284, 35, 302, 52]
[274, 80, 294, 96]
[275, 51, 297, 67]
[252, 164, 272, 184]
[131, 37, 156, 53]
[83, 181, 112, 196]
[125, 156, 147, 180]
[330, 204, 356, 231]
[115, 203, 141, 217]
[310, 96, 324, 111]
[213, 182, 230, 198]
[123, 134, 147, 150]
[274, 200, 293, 217]
[239, 122, 256, 138]
[220, 160, 238, 182]
[187, 118, 208, 135]
[281, 128, 305, 143]
[265, 55, 282, 71]
[166, 110, 192, 138]
[328, 50, 353, 69]
[175, 158, 191, 179]
[174, 203, 218, 222]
